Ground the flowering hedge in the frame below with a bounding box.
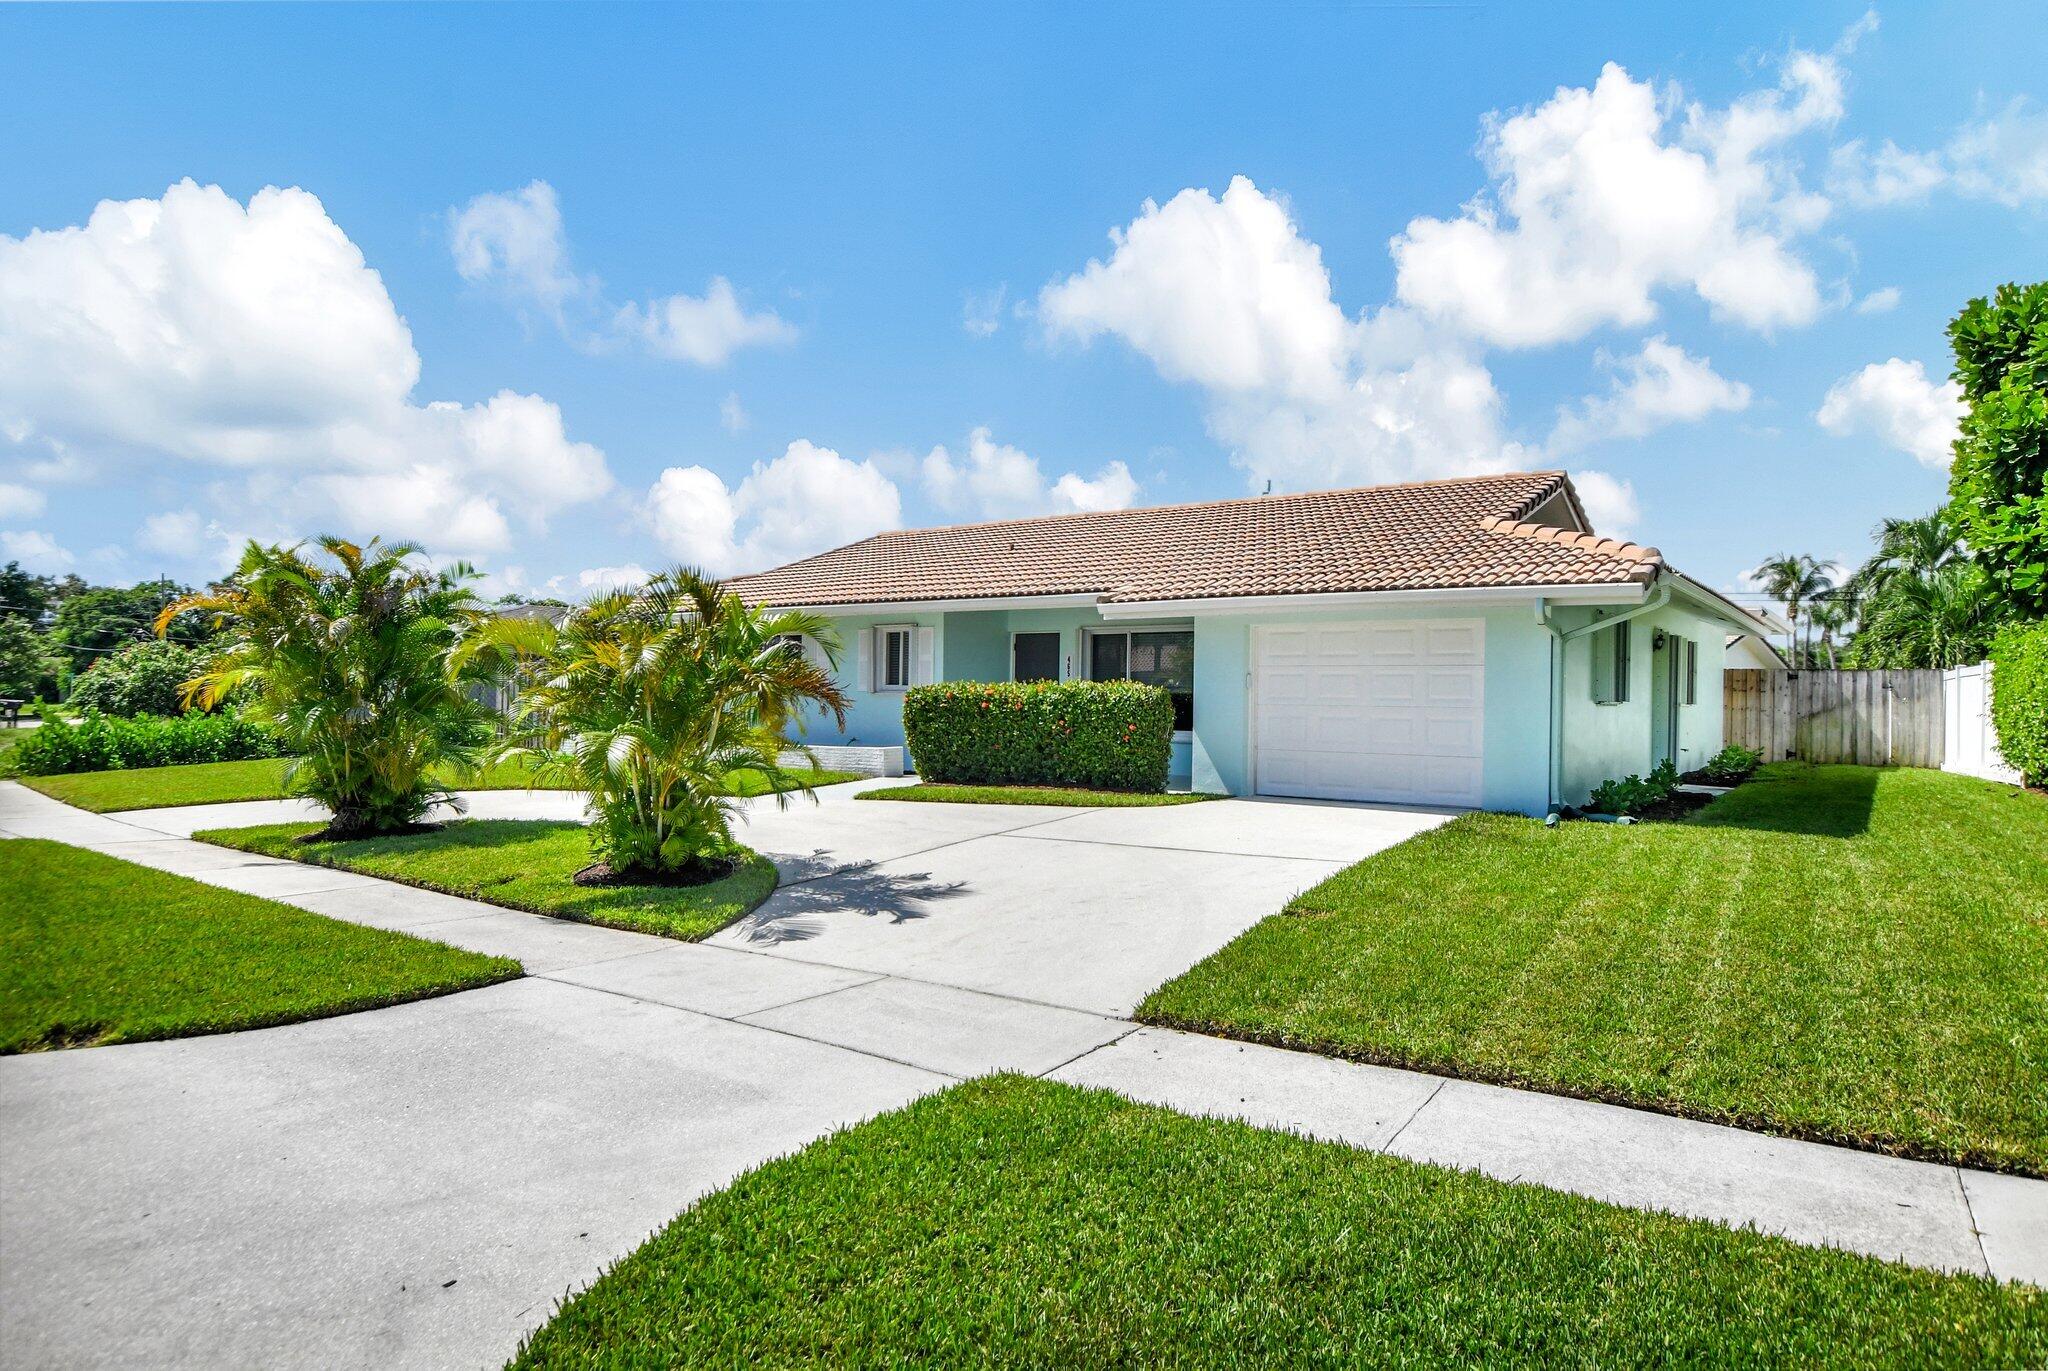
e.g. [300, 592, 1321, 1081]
[903, 680, 1174, 792]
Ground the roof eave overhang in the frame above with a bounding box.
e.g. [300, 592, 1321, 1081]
[761, 592, 1105, 616]
[1661, 570, 1777, 636]
[1098, 582, 1650, 620]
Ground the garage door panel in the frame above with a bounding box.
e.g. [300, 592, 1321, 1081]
[1254, 618, 1484, 807]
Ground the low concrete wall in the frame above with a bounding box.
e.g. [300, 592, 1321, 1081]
[780, 745, 905, 778]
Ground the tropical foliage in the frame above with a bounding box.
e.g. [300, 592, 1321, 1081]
[1747, 553, 1836, 667]
[1990, 620, 2048, 786]
[0, 613, 60, 700]
[65, 640, 221, 717]
[1947, 282, 2048, 618]
[461, 568, 848, 879]
[11, 711, 281, 777]
[158, 538, 496, 838]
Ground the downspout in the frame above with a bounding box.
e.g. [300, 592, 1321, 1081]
[1536, 576, 1672, 814]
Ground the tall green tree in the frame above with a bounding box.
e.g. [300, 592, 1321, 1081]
[1749, 553, 1835, 666]
[461, 569, 849, 880]
[161, 538, 496, 837]
[50, 578, 214, 674]
[0, 614, 60, 700]
[1946, 281, 2048, 616]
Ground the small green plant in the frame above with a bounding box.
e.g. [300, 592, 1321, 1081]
[1698, 743, 1761, 784]
[1989, 619, 2048, 786]
[12, 711, 281, 776]
[903, 680, 1174, 792]
[1584, 759, 1682, 817]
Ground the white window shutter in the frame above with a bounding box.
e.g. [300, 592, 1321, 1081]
[856, 629, 874, 693]
[914, 627, 935, 685]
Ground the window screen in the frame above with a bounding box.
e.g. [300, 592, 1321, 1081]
[1012, 632, 1061, 682]
[1088, 629, 1194, 731]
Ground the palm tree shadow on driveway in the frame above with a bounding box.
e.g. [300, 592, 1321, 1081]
[727, 858, 971, 945]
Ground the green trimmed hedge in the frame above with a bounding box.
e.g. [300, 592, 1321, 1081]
[12, 711, 282, 777]
[1990, 620, 2048, 786]
[904, 680, 1174, 792]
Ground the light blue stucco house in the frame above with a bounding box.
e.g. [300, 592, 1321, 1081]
[722, 471, 1765, 815]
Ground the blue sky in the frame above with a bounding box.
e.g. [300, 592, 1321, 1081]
[1, 1, 2044, 606]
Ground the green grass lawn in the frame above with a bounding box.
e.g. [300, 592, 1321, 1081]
[1142, 764, 2048, 1175]
[0, 839, 519, 1053]
[512, 1076, 2045, 1368]
[199, 820, 779, 941]
[20, 755, 858, 812]
[857, 782, 1218, 807]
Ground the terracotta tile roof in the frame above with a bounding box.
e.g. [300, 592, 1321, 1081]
[722, 471, 1666, 609]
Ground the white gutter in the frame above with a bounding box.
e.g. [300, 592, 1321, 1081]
[1536, 578, 1673, 814]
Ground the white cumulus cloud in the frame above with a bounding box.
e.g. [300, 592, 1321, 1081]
[448, 180, 592, 319]
[1546, 337, 1751, 454]
[1390, 44, 1851, 347]
[0, 481, 46, 522]
[0, 180, 613, 561]
[450, 180, 795, 367]
[1039, 176, 1515, 495]
[1816, 358, 1964, 468]
[648, 439, 901, 576]
[577, 563, 653, 591]
[0, 529, 73, 570]
[1855, 286, 1902, 314]
[1570, 470, 1642, 538]
[614, 277, 797, 367]
[920, 426, 1140, 519]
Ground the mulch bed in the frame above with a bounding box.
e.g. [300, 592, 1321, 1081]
[572, 855, 743, 888]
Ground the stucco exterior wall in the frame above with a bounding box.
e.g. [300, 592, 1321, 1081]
[1554, 601, 1727, 804]
[791, 593, 1728, 815]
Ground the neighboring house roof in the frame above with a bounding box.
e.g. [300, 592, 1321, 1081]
[723, 471, 1669, 609]
[1726, 632, 1789, 670]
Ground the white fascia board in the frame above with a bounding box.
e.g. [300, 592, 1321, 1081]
[1662, 572, 1773, 635]
[1097, 583, 1647, 620]
[776, 593, 1102, 617]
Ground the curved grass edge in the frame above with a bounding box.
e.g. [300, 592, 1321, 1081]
[195, 821, 781, 944]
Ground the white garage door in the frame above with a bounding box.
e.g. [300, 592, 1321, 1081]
[1253, 619, 1485, 807]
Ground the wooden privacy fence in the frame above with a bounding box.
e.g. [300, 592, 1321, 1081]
[1723, 669, 1946, 768]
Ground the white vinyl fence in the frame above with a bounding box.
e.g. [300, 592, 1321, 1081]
[1941, 662, 2022, 785]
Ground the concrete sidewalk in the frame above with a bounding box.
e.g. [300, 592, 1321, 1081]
[3, 779, 2044, 1367]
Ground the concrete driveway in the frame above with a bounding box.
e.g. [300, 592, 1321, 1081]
[3, 780, 1450, 1368]
[712, 784, 1454, 1014]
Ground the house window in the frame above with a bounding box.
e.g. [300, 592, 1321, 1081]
[876, 625, 914, 690]
[768, 633, 805, 661]
[1591, 620, 1631, 705]
[1088, 629, 1194, 731]
[1012, 632, 1061, 682]
[1683, 638, 1698, 706]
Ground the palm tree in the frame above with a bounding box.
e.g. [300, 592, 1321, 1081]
[460, 568, 850, 881]
[157, 537, 496, 837]
[1845, 510, 1965, 604]
[1806, 595, 1853, 669]
[1749, 553, 1836, 666]
[1854, 561, 2005, 669]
